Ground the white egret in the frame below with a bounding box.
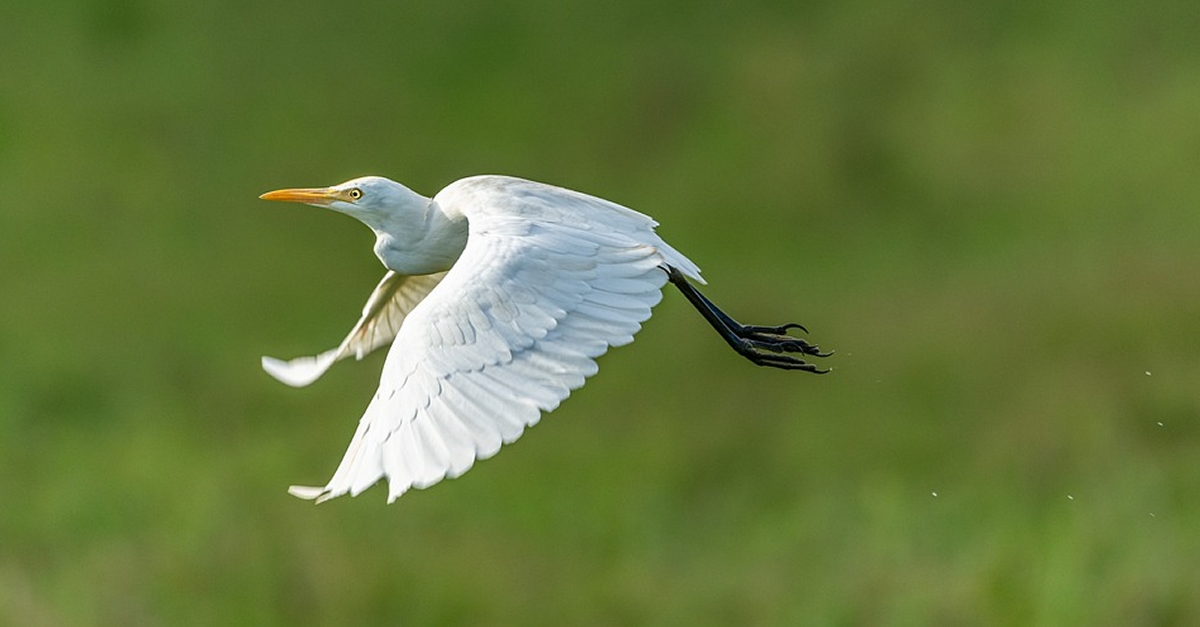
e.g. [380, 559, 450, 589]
[260, 175, 829, 503]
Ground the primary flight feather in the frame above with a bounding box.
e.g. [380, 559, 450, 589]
[260, 175, 829, 503]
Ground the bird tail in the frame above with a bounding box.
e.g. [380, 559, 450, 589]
[654, 238, 704, 284]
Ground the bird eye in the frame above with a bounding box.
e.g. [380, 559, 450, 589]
[347, 188, 363, 200]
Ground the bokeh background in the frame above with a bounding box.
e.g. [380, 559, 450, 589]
[2, 0, 1199, 624]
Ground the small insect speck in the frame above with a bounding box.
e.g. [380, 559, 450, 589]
[931, 491, 938, 498]
[1149, 512, 1156, 518]
[1067, 494, 1074, 501]
[1145, 371, 1152, 376]
[1158, 422, 1164, 427]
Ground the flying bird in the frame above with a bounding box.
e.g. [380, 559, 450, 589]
[260, 175, 829, 503]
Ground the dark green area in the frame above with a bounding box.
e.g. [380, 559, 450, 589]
[2, 0, 1198, 624]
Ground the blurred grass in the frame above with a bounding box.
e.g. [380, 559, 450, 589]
[2, 0, 1199, 624]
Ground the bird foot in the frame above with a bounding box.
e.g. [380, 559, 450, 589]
[665, 266, 832, 373]
[730, 322, 833, 373]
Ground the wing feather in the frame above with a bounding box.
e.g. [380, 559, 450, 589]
[290, 176, 703, 502]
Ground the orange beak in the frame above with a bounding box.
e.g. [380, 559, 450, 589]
[259, 187, 343, 206]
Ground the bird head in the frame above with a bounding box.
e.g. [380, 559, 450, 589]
[260, 176, 429, 227]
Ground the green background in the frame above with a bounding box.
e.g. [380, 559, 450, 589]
[2, 0, 1198, 624]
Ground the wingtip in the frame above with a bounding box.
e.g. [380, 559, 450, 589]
[262, 355, 319, 387]
[261, 355, 290, 379]
[288, 485, 328, 501]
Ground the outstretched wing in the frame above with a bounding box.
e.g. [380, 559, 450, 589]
[262, 271, 448, 387]
[290, 176, 702, 502]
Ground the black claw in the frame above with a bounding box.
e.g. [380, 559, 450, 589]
[744, 350, 831, 374]
[743, 322, 809, 336]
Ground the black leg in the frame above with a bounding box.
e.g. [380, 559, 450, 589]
[665, 265, 832, 373]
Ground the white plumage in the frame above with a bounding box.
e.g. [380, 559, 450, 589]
[262, 175, 704, 502]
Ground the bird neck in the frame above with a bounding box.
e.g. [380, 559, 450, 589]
[370, 199, 468, 275]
